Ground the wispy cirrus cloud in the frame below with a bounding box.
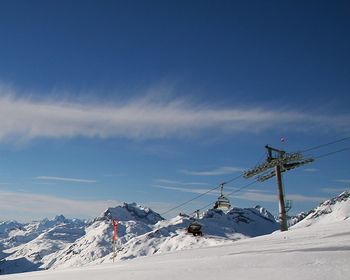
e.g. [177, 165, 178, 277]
[321, 187, 349, 194]
[154, 179, 208, 186]
[0, 88, 349, 143]
[335, 179, 350, 184]
[285, 194, 327, 203]
[36, 176, 97, 184]
[303, 168, 320, 172]
[181, 166, 244, 176]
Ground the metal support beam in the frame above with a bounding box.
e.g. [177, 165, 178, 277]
[275, 165, 288, 231]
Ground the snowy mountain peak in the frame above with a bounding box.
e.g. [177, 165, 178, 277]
[254, 205, 277, 222]
[52, 215, 67, 223]
[101, 202, 164, 225]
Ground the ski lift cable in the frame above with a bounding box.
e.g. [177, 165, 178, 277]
[195, 180, 258, 214]
[221, 173, 243, 185]
[160, 184, 221, 216]
[159, 152, 266, 216]
[300, 136, 350, 153]
[160, 173, 252, 216]
[313, 146, 350, 159]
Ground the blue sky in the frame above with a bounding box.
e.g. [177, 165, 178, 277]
[0, 0, 349, 222]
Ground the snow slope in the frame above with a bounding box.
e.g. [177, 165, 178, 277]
[2, 218, 349, 280]
[293, 191, 350, 228]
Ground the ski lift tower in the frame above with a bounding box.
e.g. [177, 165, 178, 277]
[243, 145, 314, 231]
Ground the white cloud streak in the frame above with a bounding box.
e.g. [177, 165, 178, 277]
[233, 192, 326, 203]
[154, 179, 208, 186]
[303, 168, 320, 172]
[0, 92, 349, 143]
[285, 194, 327, 203]
[36, 176, 97, 184]
[321, 187, 349, 194]
[335, 179, 350, 184]
[181, 166, 244, 176]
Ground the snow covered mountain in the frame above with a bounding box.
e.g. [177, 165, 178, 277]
[97, 205, 279, 263]
[0, 221, 23, 240]
[41, 203, 164, 270]
[0, 221, 23, 259]
[1, 202, 278, 274]
[288, 212, 309, 227]
[292, 191, 350, 228]
[1, 215, 85, 250]
[3, 215, 350, 280]
[0, 216, 85, 275]
[2, 192, 348, 277]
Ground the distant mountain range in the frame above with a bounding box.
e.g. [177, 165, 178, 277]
[0, 192, 349, 276]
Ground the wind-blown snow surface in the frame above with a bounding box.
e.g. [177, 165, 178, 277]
[2, 219, 349, 280]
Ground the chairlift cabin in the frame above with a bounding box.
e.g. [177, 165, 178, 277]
[213, 184, 231, 211]
[187, 221, 203, 236]
[187, 210, 203, 236]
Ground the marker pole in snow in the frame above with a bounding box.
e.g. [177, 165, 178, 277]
[112, 219, 118, 262]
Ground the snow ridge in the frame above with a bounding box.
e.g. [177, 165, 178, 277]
[101, 202, 164, 224]
[293, 191, 350, 228]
